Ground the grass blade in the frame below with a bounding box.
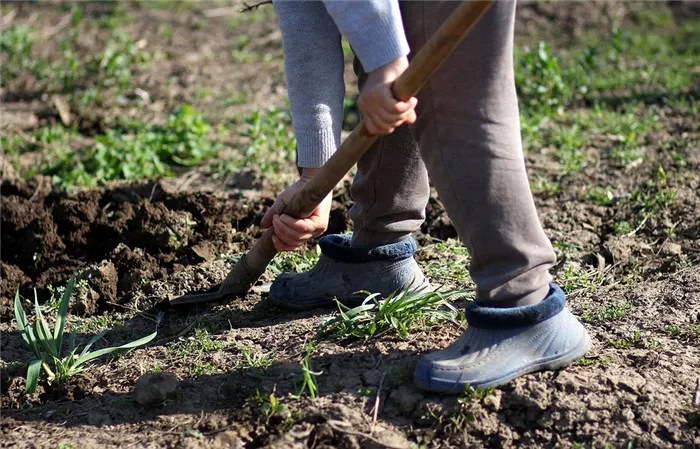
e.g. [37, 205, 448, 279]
[75, 330, 157, 366]
[34, 320, 57, 356]
[78, 330, 108, 358]
[25, 359, 42, 394]
[53, 278, 75, 350]
[14, 290, 41, 357]
[68, 329, 77, 357]
[33, 291, 56, 356]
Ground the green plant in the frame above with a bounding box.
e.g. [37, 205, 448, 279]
[261, 391, 288, 424]
[587, 186, 614, 206]
[665, 324, 700, 343]
[557, 264, 606, 296]
[173, 326, 224, 357]
[530, 175, 562, 196]
[515, 42, 571, 112]
[581, 302, 632, 323]
[93, 32, 151, 88]
[14, 280, 157, 393]
[188, 362, 219, 376]
[551, 124, 587, 173]
[0, 24, 40, 81]
[577, 356, 611, 366]
[320, 289, 461, 342]
[240, 347, 274, 370]
[241, 107, 296, 173]
[609, 330, 659, 349]
[39, 105, 219, 188]
[420, 240, 472, 287]
[631, 165, 677, 216]
[459, 385, 493, 404]
[614, 221, 633, 235]
[267, 247, 320, 276]
[295, 340, 322, 399]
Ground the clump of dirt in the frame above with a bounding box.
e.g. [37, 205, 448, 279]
[132, 372, 179, 406]
[0, 178, 274, 317]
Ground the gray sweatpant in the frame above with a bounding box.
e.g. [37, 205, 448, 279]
[349, 1, 556, 306]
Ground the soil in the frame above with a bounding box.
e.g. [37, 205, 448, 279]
[1, 2, 699, 449]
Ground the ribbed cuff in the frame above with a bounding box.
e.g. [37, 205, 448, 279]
[295, 128, 338, 168]
[348, 14, 410, 72]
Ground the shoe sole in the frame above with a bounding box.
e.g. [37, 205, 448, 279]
[413, 331, 592, 394]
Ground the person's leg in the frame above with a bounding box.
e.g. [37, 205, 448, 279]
[268, 43, 432, 310]
[403, 0, 553, 307]
[401, 0, 591, 392]
[349, 60, 431, 248]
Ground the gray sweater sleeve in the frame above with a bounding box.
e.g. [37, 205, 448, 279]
[273, 0, 409, 168]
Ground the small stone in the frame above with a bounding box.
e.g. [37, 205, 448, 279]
[621, 407, 635, 421]
[133, 372, 179, 405]
[483, 390, 503, 412]
[387, 385, 423, 415]
[373, 429, 411, 449]
[660, 242, 683, 257]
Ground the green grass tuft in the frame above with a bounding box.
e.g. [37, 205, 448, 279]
[320, 289, 462, 342]
[36, 105, 219, 188]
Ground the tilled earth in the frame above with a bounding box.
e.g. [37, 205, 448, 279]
[2, 1, 700, 448]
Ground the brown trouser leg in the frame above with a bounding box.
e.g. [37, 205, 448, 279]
[350, 0, 556, 306]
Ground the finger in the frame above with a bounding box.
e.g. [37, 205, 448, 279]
[393, 97, 418, 114]
[391, 97, 417, 114]
[273, 215, 314, 246]
[405, 109, 417, 125]
[389, 108, 416, 127]
[364, 111, 397, 134]
[272, 235, 299, 252]
[279, 214, 319, 235]
[262, 200, 284, 228]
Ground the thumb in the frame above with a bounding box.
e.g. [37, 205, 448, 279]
[261, 198, 286, 228]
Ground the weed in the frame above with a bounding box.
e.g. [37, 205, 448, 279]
[241, 107, 296, 174]
[448, 385, 492, 432]
[557, 264, 606, 296]
[420, 240, 472, 287]
[0, 24, 39, 81]
[39, 105, 219, 188]
[295, 341, 322, 399]
[609, 330, 660, 349]
[631, 165, 677, 216]
[551, 124, 587, 173]
[459, 385, 493, 404]
[240, 347, 274, 370]
[581, 302, 632, 323]
[14, 280, 157, 393]
[665, 324, 700, 343]
[530, 175, 562, 196]
[260, 391, 289, 424]
[267, 247, 320, 276]
[188, 362, 220, 376]
[320, 289, 461, 342]
[587, 186, 614, 206]
[577, 356, 611, 367]
[74, 313, 124, 333]
[614, 221, 633, 235]
[172, 326, 224, 357]
[515, 42, 571, 112]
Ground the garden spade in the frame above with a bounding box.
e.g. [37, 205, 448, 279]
[170, 0, 494, 306]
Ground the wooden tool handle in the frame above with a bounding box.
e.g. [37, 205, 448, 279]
[221, 1, 494, 293]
